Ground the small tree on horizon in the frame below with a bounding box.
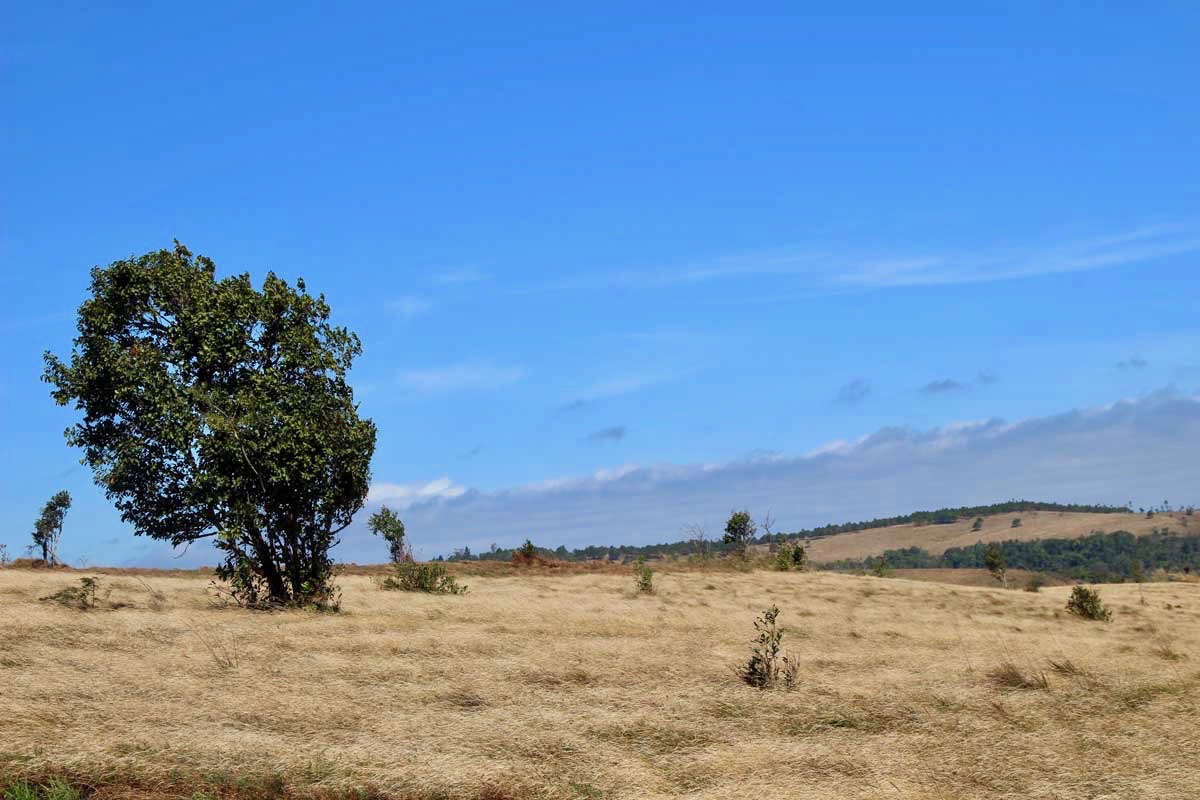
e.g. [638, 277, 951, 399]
[724, 510, 757, 559]
[32, 490, 72, 565]
[368, 506, 409, 563]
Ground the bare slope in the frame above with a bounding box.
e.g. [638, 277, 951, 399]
[804, 510, 1194, 563]
[2, 568, 1198, 799]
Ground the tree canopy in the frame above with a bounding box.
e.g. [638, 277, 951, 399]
[44, 242, 376, 606]
[32, 490, 71, 564]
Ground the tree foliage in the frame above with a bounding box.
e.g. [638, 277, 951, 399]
[723, 510, 756, 557]
[43, 243, 376, 606]
[368, 506, 409, 563]
[32, 490, 72, 564]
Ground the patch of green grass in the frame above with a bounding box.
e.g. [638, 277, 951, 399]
[2, 781, 80, 800]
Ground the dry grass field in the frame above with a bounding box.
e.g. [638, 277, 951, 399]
[802, 510, 1194, 562]
[2, 566, 1199, 799]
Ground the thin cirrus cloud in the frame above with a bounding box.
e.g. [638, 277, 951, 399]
[538, 223, 1198, 295]
[388, 295, 432, 318]
[430, 267, 487, 285]
[399, 362, 525, 394]
[1117, 356, 1148, 370]
[834, 378, 871, 405]
[559, 370, 684, 412]
[584, 425, 627, 443]
[920, 378, 967, 395]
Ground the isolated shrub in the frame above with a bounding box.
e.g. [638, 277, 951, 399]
[1066, 585, 1112, 621]
[1024, 574, 1046, 592]
[382, 561, 468, 594]
[1011, 518, 1022, 528]
[368, 505, 410, 563]
[43, 242, 376, 608]
[971, 517, 983, 532]
[739, 605, 799, 690]
[40, 577, 106, 610]
[983, 543, 1007, 587]
[31, 490, 71, 565]
[723, 510, 756, 559]
[870, 558, 892, 578]
[634, 556, 654, 594]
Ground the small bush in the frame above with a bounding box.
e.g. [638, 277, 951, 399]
[774, 541, 808, 571]
[381, 561, 468, 594]
[739, 605, 799, 690]
[40, 576, 106, 610]
[870, 559, 892, 578]
[634, 556, 654, 594]
[1011, 517, 1022, 528]
[1024, 574, 1046, 592]
[1066, 585, 1111, 621]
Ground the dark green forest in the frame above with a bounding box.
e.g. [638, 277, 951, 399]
[823, 529, 1200, 582]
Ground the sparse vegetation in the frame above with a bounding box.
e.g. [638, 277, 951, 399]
[971, 517, 983, 532]
[983, 543, 1007, 587]
[39, 576, 106, 610]
[381, 561, 468, 594]
[633, 556, 654, 593]
[738, 605, 799, 690]
[0, 568, 1196, 798]
[773, 540, 807, 571]
[1011, 517, 1022, 528]
[1065, 585, 1112, 621]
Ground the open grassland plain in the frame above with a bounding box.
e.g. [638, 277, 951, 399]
[803, 510, 1195, 562]
[2, 568, 1198, 800]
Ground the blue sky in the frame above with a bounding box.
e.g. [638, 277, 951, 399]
[2, 2, 1198, 565]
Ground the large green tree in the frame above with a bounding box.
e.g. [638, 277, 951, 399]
[44, 243, 376, 606]
[723, 509, 756, 558]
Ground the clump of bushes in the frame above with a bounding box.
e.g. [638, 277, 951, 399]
[512, 538, 553, 566]
[381, 562, 468, 594]
[773, 540, 807, 571]
[634, 556, 654, 594]
[40, 576, 106, 610]
[739, 605, 799, 690]
[1066, 585, 1111, 621]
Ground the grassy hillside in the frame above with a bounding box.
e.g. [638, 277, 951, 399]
[2, 568, 1198, 799]
[804, 510, 1195, 563]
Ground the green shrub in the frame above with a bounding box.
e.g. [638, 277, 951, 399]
[1066, 585, 1111, 621]
[739, 605, 799, 690]
[870, 558, 892, 578]
[1024, 574, 1046, 592]
[774, 541, 808, 571]
[971, 517, 983, 531]
[634, 556, 654, 594]
[1011, 517, 1022, 528]
[381, 562, 467, 594]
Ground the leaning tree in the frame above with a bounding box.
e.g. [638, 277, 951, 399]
[44, 242, 377, 606]
[32, 490, 72, 564]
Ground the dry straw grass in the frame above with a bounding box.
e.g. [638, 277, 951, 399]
[1, 567, 1198, 799]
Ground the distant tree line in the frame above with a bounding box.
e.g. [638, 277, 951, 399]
[822, 529, 1200, 583]
[440, 500, 1133, 563]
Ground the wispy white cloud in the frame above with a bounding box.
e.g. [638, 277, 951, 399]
[559, 370, 686, 411]
[388, 295, 432, 319]
[399, 362, 525, 394]
[536, 223, 1198, 294]
[367, 477, 466, 508]
[431, 267, 487, 285]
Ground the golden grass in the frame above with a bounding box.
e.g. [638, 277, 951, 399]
[803, 510, 1195, 562]
[2, 567, 1198, 799]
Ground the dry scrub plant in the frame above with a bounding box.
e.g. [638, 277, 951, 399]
[39, 577, 106, 610]
[739, 605, 800, 690]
